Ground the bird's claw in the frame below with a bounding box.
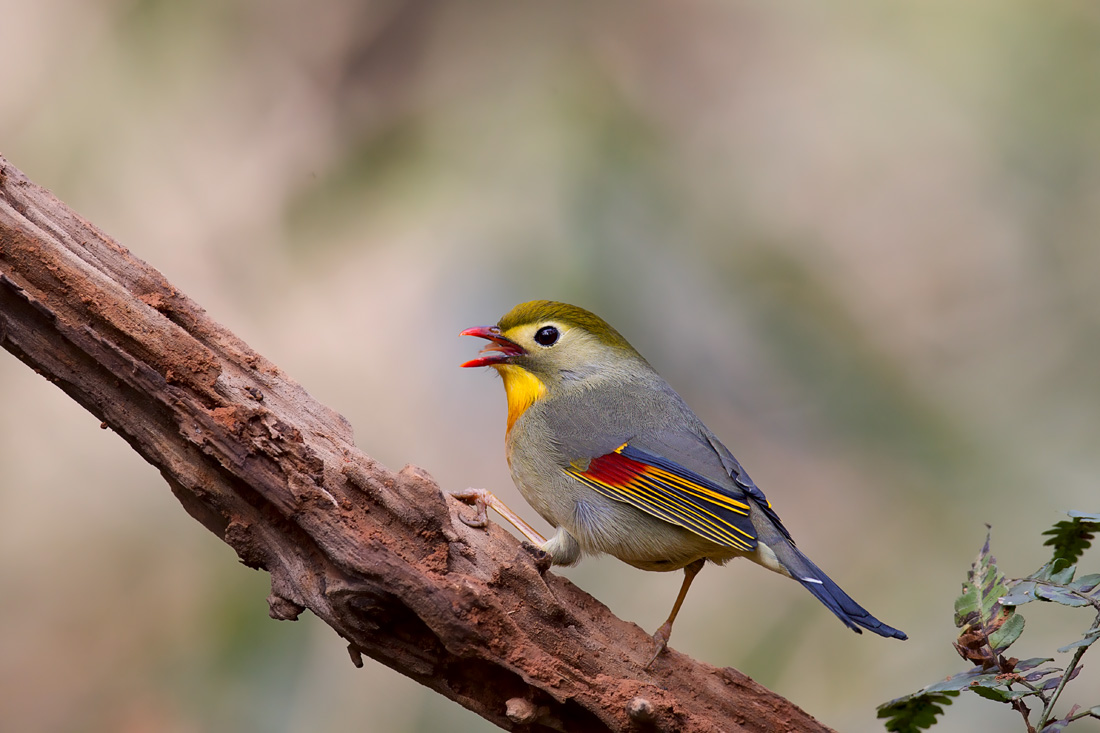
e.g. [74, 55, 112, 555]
[450, 488, 492, 528]
[644, 622, 673, 670]
[448, 488, 548, 546]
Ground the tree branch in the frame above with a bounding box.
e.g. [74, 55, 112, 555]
[0, 155, 833, 733]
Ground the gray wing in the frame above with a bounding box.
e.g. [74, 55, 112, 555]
[542, 375, 777, 549]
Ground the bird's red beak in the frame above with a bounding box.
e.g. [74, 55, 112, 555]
[460, 325, 525, 368]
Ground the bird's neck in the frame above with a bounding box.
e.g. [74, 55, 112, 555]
[494, 364, 547, 435]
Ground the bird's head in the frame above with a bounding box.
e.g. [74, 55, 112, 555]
[461, 300, 647, 431]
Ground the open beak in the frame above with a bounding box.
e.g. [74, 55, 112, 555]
[460, 325, 525, 368]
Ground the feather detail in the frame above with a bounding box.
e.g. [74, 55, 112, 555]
[565, 443, 758, 552]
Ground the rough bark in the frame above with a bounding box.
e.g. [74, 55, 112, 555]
[0, 154, 834, 733]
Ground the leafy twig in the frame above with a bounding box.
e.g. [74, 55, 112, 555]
[1043, 513, 1100, 565]
[879, 512, 1100, 733]
[1037, 611, 1100, 730]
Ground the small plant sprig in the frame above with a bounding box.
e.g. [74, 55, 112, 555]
[878, 511, 1100, 733]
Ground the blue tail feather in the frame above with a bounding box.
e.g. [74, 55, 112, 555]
[789, 544, 907, 640]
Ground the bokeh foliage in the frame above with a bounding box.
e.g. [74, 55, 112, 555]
[4, 1, 1100, 731]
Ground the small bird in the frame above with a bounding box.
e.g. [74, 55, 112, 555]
[456, 300, 906, 663]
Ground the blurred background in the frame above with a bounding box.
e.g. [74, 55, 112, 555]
[3, 1, 1100, 731]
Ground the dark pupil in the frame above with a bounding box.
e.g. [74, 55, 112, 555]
[534, 325, 559, 346]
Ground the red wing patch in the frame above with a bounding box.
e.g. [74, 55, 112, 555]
[565, 444, 758, 551]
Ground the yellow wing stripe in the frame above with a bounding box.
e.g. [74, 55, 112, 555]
[607, 442, 752, 518]
[612, 443, 754, 541]
[573, 469, 725, 535]
[639, 463, 753, 519]
[564, 447, 757, 551]
[568, 470, 755, 551]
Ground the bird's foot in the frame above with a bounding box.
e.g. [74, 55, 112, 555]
[449, 488, 548, 546]
[451, 488, 492, 528]
[645, 621, 674, 670]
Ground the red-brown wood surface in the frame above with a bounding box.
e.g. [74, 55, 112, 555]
[0, 155, 834, 733]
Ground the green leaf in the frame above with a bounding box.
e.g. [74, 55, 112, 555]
[969, 684, 1033, 702]
[988, 613, 1026, 651]
[877, 691, 958, 732]
[1014, 657, 1055, 672]
[923, 668, 999, 693]
[1000, 580, 1038, 607]
[1043, 512, 1100, 565]
[1057, 628, 1100, 653]
[1035, 584, 1091, 607]
[1040, 666, 1081, 690]
[1057, 638, 1097, 652]
[1023, 666, 1063, 683]
[1021, 559, 1095, 605]
[1071, 573, 1100, 594]
[954, 530, 1024, 663]
[1029, 558, 1075, 582]
[1050, 562, 1078, 585]
[1028, 562, 1055, 581]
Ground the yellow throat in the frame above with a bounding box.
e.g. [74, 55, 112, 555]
[494, 364, 546, 434]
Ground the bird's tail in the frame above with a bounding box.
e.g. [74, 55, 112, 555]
[780, 541, 907, 639]
[750, 509, 907, 640]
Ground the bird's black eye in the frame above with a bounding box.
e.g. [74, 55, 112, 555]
[534, 325, 559, 347]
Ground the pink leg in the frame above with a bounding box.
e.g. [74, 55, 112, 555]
[646, 558, 705, 669]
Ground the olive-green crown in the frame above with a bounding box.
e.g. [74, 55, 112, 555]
[498, 300, 639, 355]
